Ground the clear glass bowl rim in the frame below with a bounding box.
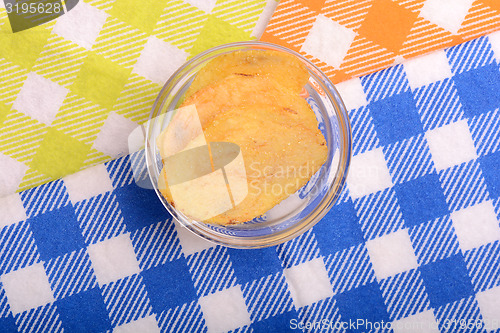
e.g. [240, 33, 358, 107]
[145, 41, 352, 248]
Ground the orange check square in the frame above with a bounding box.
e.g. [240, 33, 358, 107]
[357, 0, 419, 54]
[482, 0, 500, 13]
[296, 0, 327, 13]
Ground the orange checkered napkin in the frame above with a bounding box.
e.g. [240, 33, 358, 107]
[261, 0, 500, 83]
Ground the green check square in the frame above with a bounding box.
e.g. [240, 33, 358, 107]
[0, 26, 51, 69]
[30, 128, 92, 179]
[71, 53, 131, 109]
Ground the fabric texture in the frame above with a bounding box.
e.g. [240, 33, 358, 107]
[261, 0, 500, 83]
[0, 0, 273, 196]
[1, 33, 500, 332]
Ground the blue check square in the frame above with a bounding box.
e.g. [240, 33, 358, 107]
[141, 258, 196, 313]
[453, 63, 500, 117]
[419, 254, 474, 308]
[0, 316, 17, 332]
[28, 205, 85, 261]
[56, 288, 111, 333]
[395, 173, 449, 228]
[228, 247, 282, 285]
[114, 183, 171, 232]
[315, 200, 364, 254]
[479, 151, 500, 198]
[335, 283, 390, 332]
[368, 91, 423, 145]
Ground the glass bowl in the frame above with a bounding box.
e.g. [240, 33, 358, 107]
[145, 41, 351, 248]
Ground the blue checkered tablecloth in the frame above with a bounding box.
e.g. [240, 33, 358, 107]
[1, 34, 500, 333]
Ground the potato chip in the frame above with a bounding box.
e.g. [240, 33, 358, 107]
[158, 74, 319, 158]
[201, 104, 327, 224]
[157, 50, 328, 225]
[185, 50, 310, 99]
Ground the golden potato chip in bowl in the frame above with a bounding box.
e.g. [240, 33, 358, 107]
[183, 50, 310, 99]
[146, 42, 351, 248]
